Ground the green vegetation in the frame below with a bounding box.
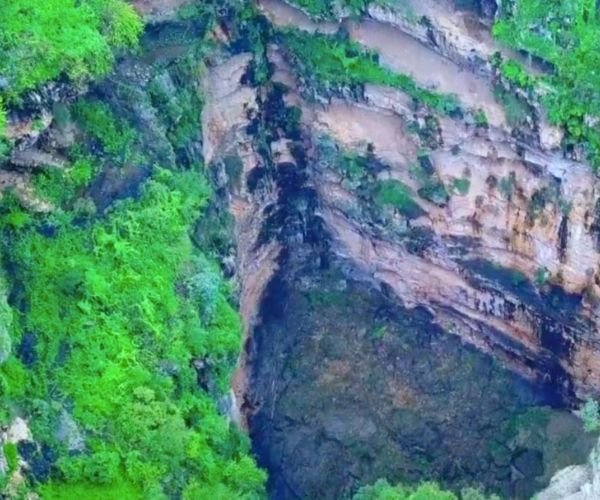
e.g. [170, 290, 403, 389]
[374, 179, 423, 218]
[0, 98, 8, 160]
[371, 325, 387, 339]
[0, 0, 142, 101]
[3, 443, 18, 473]
[353, 479, 500, 500]
[498, 173, 517, 201]
[498, 59, 534, 90]
[452, 177, 471, 196]
[577, 398, 600, 433]
[280, 30, 461, 115]
[288, 0, 386, 19]
[473, 110, 488, 127]
[73, 101, 139, 162]
[493, 87, 530, 128]
[0, 168, 265, 497]
[493, 0, 600, 166]
[0, 3, 270, 495]
[33, 156, 99, 209]
[0, 98, 6, 138]
[534, 266, 550, 287]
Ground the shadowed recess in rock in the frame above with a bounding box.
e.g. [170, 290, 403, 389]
[248, 254, 596, 499]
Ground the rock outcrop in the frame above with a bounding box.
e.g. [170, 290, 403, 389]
[537, 438, 600, 500]
[201, 53, 282, 426]
[249, 0, 600, 405]
[196, 0, 600, 495]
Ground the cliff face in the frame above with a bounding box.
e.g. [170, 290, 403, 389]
[202, 0, 600, 411]
[307, 90, 600, 404]
[197, 0, 600, 495]
[196, 0, 600, 492]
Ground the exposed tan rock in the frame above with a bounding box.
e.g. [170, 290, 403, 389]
[0, 171, 53, 213]
[5, 110, 52, 143]
[201, 54, 283, 427]
[216, 2, 600, 409]
[10, 149, 66, 169]
[5, 417, 31, 444]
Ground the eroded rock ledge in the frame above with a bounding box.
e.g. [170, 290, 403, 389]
[199, 1, 600, 495]
[202, 9, 600, 411]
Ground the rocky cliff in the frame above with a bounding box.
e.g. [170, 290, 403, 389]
[203, 0, 600, 414]
[2, 0, 598, 497]
[197, 0, 600, 496]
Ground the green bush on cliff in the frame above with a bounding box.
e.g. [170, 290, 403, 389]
[287, 0, 375, 18]
[353, 479, 456, 499]
[0, 98, 8, 159]
[577, 398, 600, 432]
[493, 0, 600, 166]
[2, 167, 265, 497]
[73, 100, 138, 162]
[288, 0, 394, 19]
[374, 179, 423, 218]
[279, 30, 460, 115]
[0, 0, 142, 101]
[353, 479, 500, 500]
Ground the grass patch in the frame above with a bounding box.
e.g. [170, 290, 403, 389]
[280, 30, 461, 115]
[452, 177, 471, 196]
[374, 180, 423, 218]
[0, 0, 142, 102]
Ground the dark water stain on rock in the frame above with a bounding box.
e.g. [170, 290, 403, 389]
[87, 165, 151, 213]
[248, 255, 595, 499]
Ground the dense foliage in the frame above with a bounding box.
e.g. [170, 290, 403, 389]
[0, 2, 268, 496]
[353, 479, 500, 500]
[0, 168, 265, 498]
[287, 0, 382, 19]
[0, 0, 142, 101]
[0, 98, 6, 137]
[279, 30, 461, 115]
[493, 0, 600, 165]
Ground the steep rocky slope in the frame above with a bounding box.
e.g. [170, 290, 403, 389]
[204, 0, 600, 410]
[3, 0, 597, 497]
[197, 0, 600, 497]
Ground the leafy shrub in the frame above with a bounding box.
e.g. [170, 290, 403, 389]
[0, 0, 142, 101]
[73, 101, 138, 161]
[0, 273, 12, 365]
[288, 0, 372, 18]
[374, 180, 423, 218]
[452, 177, 471, 196]
[33, 156, 99, 208]
[280, 30, 460, 115]
[0, 99, 6, 138]
[353, 479, 456, 500]
[353, 479, 500, 500]
[5, 168, 265, 497]
[577, 398, 600, 432]
[499, 59, 533, 89]
[473, 110, 488, 127]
